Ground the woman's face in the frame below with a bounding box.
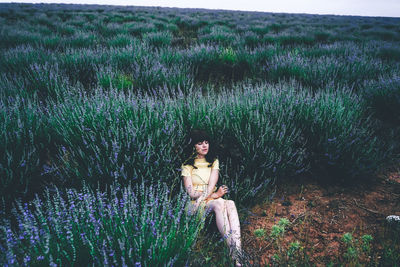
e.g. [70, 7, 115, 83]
[194, 140, 209, 158]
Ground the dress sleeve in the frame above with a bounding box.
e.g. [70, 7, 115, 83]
[181, 164, 192, 177]
[211, 159, 220, 170]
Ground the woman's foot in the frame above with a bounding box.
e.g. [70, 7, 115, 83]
[229, 245, 242, 267]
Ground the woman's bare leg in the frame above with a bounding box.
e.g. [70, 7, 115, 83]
[207, 199, 242, 266]
[206, 199, 231, 244]
[226, 200, 241, 251]
[226, 200, 242, 266]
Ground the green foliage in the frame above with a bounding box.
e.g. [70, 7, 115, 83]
[377, 46, 400, 61]
[199, 25, 238, 46]
[291, 86, 386, 180]
[278, 35, 315, 46]
[362, 77, 400, 124]
[0, 182, 205, 266]
[251, 25, 270, 35]
[57, 24, 75, 36]
[254, 228, 266, 238]
[341, 233, 375, 265]
[189, 46, 252, 82]
[270, 218, 290, 239]
[342, 232, 353, 244]
[126, 22, 156, 37]
[20, 62, 68, 101]
[143, 31, 173, 47]
[60, 51, 100, 89]
[0, 30, 41, 48]
[40, 36, 62, 50]
[98, 72, 134, 91]
[107, 34, 132, 48]
[243, 31, 260, 47]
[0, 97, 50, 206]
[65, 32, 97, 48]
[314, 31, 331, 42]
[270, 23, 287, 33]
[287, 241, 301, 258]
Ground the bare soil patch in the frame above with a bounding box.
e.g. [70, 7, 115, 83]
[242, 169, 400, 265]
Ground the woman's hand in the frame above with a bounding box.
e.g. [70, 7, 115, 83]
[216, 185, 228, 198]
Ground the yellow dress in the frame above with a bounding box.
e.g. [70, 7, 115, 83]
[181, 158, 220, 205]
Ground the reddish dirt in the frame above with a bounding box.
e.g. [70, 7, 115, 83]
[242, 168, 400, 266]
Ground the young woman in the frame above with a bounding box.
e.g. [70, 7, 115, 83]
[181, 129, 242, 266]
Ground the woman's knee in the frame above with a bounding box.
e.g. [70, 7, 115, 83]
[226, 200, 236, 210]
[212, 200, 225, 212]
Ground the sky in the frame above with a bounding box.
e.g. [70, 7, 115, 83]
[2, 0, 400, 18]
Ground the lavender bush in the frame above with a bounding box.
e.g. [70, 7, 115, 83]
[0, 182, 205, 266]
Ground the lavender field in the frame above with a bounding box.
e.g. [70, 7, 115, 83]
[0, 3, 400, 266]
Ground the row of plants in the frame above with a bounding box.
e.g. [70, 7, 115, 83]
[1, 184, 399, 266]
[0, 182, 206, 266]
[1, 3, 399, 46]
[1, 81, 396, 210]
[2, 26, 400, 51]
[1, 42, 398, 103]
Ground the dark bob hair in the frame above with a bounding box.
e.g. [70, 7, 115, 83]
[182, 128, 218, 168]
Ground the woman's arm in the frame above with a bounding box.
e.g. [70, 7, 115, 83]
[182, 176, 203, 200]
[204, 169, 219, 198]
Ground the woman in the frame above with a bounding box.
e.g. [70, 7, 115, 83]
[181, 129, 242, 266]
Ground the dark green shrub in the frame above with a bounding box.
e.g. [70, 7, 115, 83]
[96, 23, 125, 38]
[98, 72, 134, 91]
[270, 23, 287, 33]
[363, 29, 399, 41]
[251, 25, 270, 35]
[0, 30, 40, 48]
[107, 34, 132, 48]
[166, 23, 179, 34]
[243, 31, 260, 47]
[35, 16, 54, 29]
[57, 11, 73, 22]
[20, 62, 67, 101]
[0, 47, 52, 75]
[199, 26, 238, 47]
[65, 32, 97, 48]
[291, 86, 387, 181]
[57, 25, 75, 36]
[60, 52, 100, 90]
[314, 31, 330, 42]
[377, 46, 400, 61]
[143, 31, 173, 47]
[126, 22, 156, 36]
[189, 46, 251, 82]
[40, 36, 62, 50]
[361, 24, 373, 30]
[262, 35, 277, 45]
[0, 98, 50, 206]
[83, 13, 95, 22]
[106, 14, 125, 24]
[362, 78, 400, 124]
[278, 35, 315, 46]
